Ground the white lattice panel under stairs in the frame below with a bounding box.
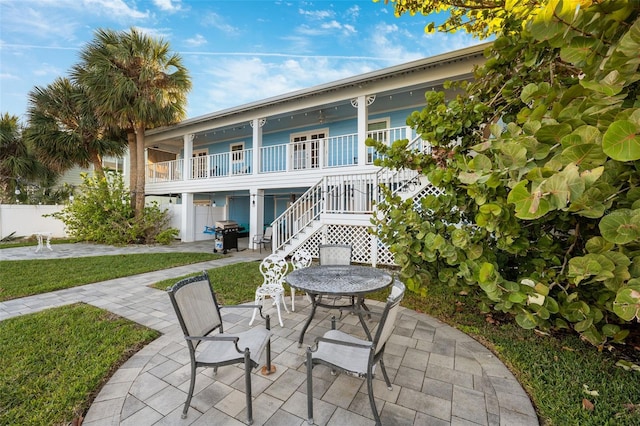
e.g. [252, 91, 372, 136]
[412, 183, 444, 211]
[292, 224, 396, 267]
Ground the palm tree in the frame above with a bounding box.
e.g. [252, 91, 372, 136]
[0, 113, 50, 203]
[25, 77, 126, 180]
[72, 27, 192, 218]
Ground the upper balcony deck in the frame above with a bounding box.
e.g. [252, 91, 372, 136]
[145, 126, 414, 191]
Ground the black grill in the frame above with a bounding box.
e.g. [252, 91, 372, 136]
[213, 221, 239, 253]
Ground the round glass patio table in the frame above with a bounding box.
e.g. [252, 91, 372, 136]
[285, 265, 393, 347]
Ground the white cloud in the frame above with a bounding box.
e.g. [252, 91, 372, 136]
[0, 73, 21, 80]
[201, 12, 240, 35]
[133, 27, 173, 40]
[0, 6, 79, 41]
[188, 55, 383, 118]
[32, 63, 64, 77]
[83, 0, 149, 19]
[298, 8, 334, 20]
[153, 0, 183, 13]
[185, 34, 207, 47]
[364, 23, 430, 64]
[346, 5, 360, 19]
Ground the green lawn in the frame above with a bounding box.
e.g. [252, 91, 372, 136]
[0, 252, 219, 301]
[0, 303, 159, 425]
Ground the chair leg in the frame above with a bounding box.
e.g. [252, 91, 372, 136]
[379, 358, 393, 390]
[274, 294, 284, 327]
[244, 350, 254, 425]
[306, 349, 314, 425]
[366, 373, 382, 426]
[249, 293, 262, 326]
[182, 358, 197, 419]
[280, 292, 290, 313]
[291, 288, 295, 311]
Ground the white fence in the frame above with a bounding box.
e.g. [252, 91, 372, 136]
[0, 205, 67, 239]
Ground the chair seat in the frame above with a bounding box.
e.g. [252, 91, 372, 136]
[313, 329, 373, 375]
[255, 284, 285, 297]
[197, 327, 270, 365]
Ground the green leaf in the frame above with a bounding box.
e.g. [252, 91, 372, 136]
[613, 283, 640, 321]
[535, 123, 572, 144]
[508, 180, 550, 219]
[585, 236, 614, 254]
[561, 143, 608, 167]
[602, 120, 640, 161]
[478, 262, 496, 284]
[599, 209, 640, 244]
[580, 70, 625, 96]
[515, 311, 537, 329]
[560, 37, 599, 66]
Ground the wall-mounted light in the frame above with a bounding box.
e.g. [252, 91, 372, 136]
[212, 199, 216, 207]
[252, 194, 256, 206]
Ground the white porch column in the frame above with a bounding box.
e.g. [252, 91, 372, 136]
[250, 118, 265, 175]
[183, 134, 194, 181]
[353, 95, 374, 166]
[181, 192, 195, 242]
[249, 188, 265, 249]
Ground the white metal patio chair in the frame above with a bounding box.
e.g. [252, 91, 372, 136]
[290, 248, 312, 311]
[306, 279, 405, 426]
[167, 271, 273, 425]
[249, 253, 289, 327]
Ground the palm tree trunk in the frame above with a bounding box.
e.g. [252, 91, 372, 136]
[134, 124, 146, 219]
[91, 152, 105, 179]
[127, 131, 137, 211]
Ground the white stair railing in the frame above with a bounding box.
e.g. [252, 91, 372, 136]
[272, 134, 432, 254]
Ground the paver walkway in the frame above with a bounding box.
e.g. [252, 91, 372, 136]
[0, 240, 539, 425]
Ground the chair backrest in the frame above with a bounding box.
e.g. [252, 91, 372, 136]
[318, 244, 352, 266]
[263, 226, 273, 240]
[167, 272, 223, 342]
[372, 279, 405, 355]
[291, 249, 312, 270]
[259, 253, 288, 286]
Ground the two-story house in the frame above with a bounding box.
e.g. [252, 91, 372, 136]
[144, 43, 489, 265]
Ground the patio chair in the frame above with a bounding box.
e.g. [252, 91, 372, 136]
[249, 254, 289, 327]
[290, 248, 312, 311]
[318, 243, 352, 265]
[305, 279, 405, 426]
[167, 271, 273, 425]
[252, 226, 273, 252]
[318, 244, 354, 307]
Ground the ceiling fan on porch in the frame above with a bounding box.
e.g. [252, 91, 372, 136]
[317, 109, 334, 124]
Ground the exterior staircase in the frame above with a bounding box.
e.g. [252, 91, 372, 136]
[271, 136, 438, 266]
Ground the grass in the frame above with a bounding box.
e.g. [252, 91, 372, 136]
[0, 252, 220, 301]
[151, 260, 264, 304]
[0, 303, 159, 425]
[2, 256, 638, 425]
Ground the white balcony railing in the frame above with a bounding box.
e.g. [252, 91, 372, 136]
[147, 159, 183, 183]
[145, 126, 413, 183]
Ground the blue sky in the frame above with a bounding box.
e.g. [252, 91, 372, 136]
[0, 0, 482, 122]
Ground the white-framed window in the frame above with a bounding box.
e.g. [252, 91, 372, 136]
[192, 149, 208, 178]
[230, 142, 246, 174]
[367, 119, 389, 163]
[290, 129, 327, 170]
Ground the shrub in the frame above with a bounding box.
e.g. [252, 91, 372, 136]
[50, 173, 178, 245]
[369, 2, 640, 346]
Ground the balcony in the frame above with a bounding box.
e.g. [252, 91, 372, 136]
[146, 127, 412, 184]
